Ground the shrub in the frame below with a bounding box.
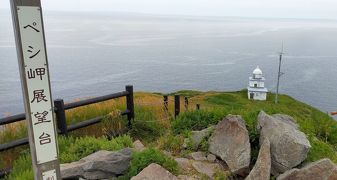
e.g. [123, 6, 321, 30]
[172, 110, 225, 134]
[119, 148, 178, 179]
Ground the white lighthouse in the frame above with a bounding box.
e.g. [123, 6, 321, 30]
[248, 66, 268, 101]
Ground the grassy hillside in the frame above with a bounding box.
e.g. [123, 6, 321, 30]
[2, 89, 337, 179]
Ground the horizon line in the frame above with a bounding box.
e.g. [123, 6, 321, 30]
[1, 8, 337, 22]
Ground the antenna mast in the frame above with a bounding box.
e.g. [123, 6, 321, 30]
[275, 44, 284, 104]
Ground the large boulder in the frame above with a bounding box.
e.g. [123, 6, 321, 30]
[61, 148, 132, 179]
[131, 163, 178, 180]
[245, 138, 271, 180]
[257, 111, 311, 175]
[208, 115, 251, 176]
[277, 158, 337, 180]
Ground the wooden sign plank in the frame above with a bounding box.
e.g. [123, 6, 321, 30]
[10, 0, 61, 179]
[18, 5, 58, 164]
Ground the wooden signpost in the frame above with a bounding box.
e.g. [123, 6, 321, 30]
[10, 0, 61, 179]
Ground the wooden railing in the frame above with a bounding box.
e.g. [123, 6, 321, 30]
[0, 85, 134, 152]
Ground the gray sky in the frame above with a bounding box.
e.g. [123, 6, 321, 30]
[1, 0, 337, 19]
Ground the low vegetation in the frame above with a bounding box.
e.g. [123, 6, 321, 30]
[118, 148, 178, 180]
[7, 135, 134, 180]
[1, 89, 337, 179]
[172, 109, 225, 135]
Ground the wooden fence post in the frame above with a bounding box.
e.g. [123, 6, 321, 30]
[184, 97, 189, 111]
[175, 95, 180, 117]
[54, 99, 68, 135]
[196, 104, 200, 110]
[126, 85, 134, 128]
[163, 95, 168, 112]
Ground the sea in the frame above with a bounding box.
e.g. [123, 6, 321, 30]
[0, 11, 337, 119]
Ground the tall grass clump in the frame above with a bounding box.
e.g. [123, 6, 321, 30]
[102, 110, 128, 138]
[129, 106, 165, 142]
[157, 134, 185, 155]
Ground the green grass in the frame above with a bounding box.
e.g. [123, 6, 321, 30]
[129, 106, 166, 143]
[307, 136, 337, 162]
[172, 109, 226, 135]
[205, 93, 245, 109]
[6, 135, 133, 180]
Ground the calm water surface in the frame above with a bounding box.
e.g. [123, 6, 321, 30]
[0, 11, 337, 118]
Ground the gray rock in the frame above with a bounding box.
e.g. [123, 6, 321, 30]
[61, 148, 132, 179]
[131, 163, 178, 180]
[208, 115, 251, 176]
[61, 161, 84, 179]
[245, 139, 271, 180]
[133, 140, 145, 152]
[257, 111, 311, 175]
[207, 154, 217, 163]
[190, 126, 214, 147]
[192, 161, 222, 179]
[175, 158, 192, 171]
[188, 152, 207, 161]
[277, 158, 337, 180]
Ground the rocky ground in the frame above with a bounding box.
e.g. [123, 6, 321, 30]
[60, 111, 337, 180]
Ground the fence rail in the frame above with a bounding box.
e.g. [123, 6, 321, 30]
[0, 85, 134, 152]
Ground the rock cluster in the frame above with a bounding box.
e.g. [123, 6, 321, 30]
[257, 111, 311, 175]
[184, 112, 316, 179]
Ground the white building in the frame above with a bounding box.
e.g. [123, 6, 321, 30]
[248, 66, 268, 101]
